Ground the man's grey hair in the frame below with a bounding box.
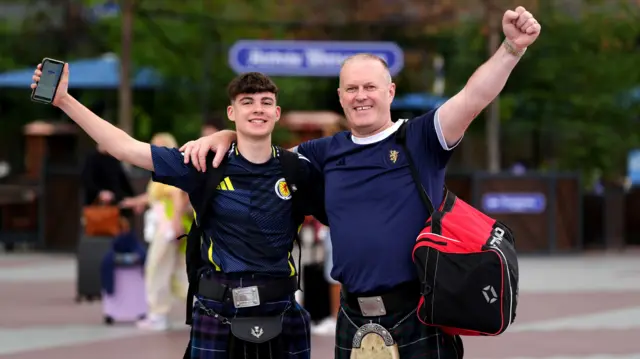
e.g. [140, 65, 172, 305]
[340, 53, 392, 84]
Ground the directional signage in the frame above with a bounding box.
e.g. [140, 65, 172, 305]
[481, 192, 546, 214]
[228, 40, 404, 77]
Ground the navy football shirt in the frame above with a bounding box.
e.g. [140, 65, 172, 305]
[151, 143, 323, 277]
[296, 108, 458, 293]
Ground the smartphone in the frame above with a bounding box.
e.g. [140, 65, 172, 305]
[31, 57, 65, 104]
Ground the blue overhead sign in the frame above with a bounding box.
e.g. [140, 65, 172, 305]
[482, 192, 546, 214]
[228, 40, 404, 77]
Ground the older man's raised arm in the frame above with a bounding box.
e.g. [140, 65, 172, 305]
[438, 6, 541, 146]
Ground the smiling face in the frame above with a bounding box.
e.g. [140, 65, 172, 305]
[338, 54, 396, 137]
[226, 73, 281, 140]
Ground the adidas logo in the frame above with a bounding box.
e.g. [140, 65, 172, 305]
[216, 177, 234, 191]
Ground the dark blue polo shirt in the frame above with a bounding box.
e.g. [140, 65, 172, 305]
[150, 143, 323, 277]
[296, 108, 458, 293]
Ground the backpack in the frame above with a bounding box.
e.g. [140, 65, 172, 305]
[180, 147, 311, 327]
[395, 120, 519, 337]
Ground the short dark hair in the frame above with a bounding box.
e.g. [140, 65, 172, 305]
[227, 72, 278, 103]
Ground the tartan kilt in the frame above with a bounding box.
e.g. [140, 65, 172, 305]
[189, 274, 311, 359]
[334, 297, 464, 359]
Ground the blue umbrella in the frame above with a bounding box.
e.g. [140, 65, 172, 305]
[0, 53, 162, 89]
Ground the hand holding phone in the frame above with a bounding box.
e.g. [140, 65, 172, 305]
[30, 57, 69, 105]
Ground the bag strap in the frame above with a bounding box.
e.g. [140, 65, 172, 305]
[183, 151, 228, 326]
[395, 120, 436, 215]
[275, 146, 305, 291]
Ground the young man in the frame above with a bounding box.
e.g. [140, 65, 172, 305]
[179, 6, 540, 358]
[30, 69, 325, 358]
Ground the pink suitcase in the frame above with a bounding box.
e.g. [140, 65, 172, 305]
[102, 266, 148, 324]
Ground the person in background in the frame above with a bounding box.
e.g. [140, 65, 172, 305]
[81, 142, 136, 215]
[310, 225, 341, 336]
[117, 115, 224, 329]
[201, 114, 225, 136]
[121, 132, 192, 331]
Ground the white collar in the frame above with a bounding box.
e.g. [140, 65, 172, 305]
[351, 119, 406, 145]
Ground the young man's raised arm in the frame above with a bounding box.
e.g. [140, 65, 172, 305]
[58, 96, 153, 171]
[31, 63, 153, 171]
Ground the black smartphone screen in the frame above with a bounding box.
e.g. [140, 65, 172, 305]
[33, 60, 64, 102]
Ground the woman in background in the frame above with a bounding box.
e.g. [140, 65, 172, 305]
[120, 132, 192, 331]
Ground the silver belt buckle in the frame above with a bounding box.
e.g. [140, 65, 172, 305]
[232, 286, 260, 308]
[357, 296, 386, 317]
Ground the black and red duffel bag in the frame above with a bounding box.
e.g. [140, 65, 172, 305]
[396, 121, 519, 337]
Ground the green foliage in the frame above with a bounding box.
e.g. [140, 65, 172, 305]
[445, 9, 640, 179]
[1, 0, 639, 182]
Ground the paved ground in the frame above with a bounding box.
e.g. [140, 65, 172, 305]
[1, 250, 640, 359]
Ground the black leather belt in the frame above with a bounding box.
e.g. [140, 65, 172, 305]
[342, 281, 421, 317]
[197, 275, 298, 306]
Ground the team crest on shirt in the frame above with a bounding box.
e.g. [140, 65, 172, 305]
[274, 178, 292, 200]
[389, 150, 399, 164]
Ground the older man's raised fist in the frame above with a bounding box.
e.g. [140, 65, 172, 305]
[503, 6, 541, 50]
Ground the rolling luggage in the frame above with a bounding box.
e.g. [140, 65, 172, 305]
[102, 258, 147, 324]
[76, 235, 113, 302]
[100, 231, 148, 324]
